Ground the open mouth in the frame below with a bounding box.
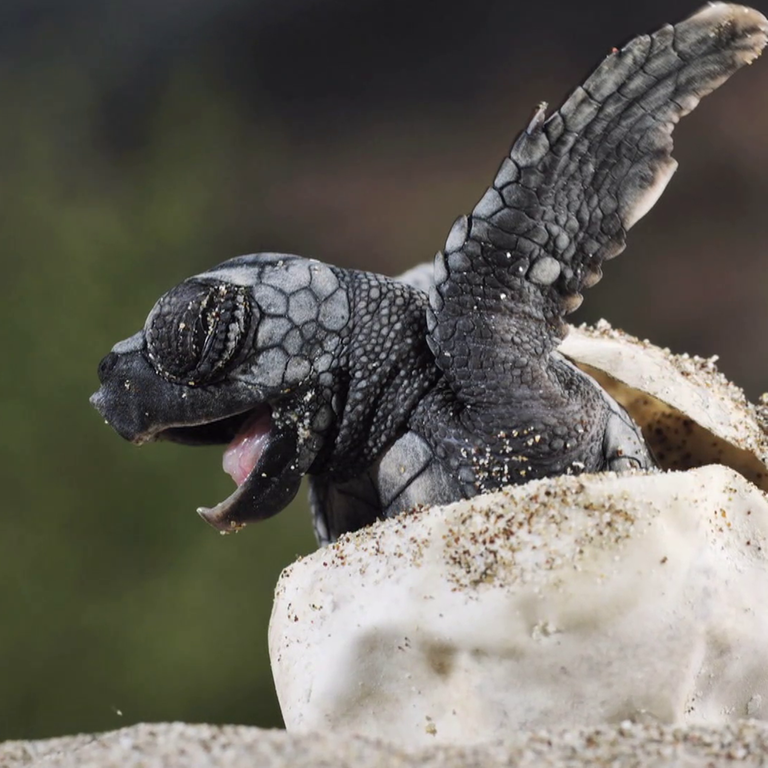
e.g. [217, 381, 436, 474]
[157, 408, 265, 448]
[221, 408, 273, 487]
[159, 406, 272, 488]
[157, 405, 286, 530]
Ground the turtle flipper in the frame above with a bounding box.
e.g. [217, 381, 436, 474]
[428, 3, 767, 398]
[308, 475, 381, 546]
[308, 432, 463, 543]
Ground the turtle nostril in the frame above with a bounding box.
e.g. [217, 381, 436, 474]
[98, 352, 118, 383]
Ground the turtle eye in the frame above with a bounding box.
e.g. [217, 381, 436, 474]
[145, 281, 254, 385]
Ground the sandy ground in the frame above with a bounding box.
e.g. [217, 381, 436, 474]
[5, 721, 768, 767]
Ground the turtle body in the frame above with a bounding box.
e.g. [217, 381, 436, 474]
[91, 4, 768, 544]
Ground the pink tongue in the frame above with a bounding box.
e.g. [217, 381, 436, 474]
[222, 410, 272, 487]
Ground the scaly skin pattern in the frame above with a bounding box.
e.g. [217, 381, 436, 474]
[91, 4, 767, 544]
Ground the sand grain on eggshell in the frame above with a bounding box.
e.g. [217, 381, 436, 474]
[270, 466, 768, 744]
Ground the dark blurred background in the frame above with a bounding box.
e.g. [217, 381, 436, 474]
[3, 0, 768, 742]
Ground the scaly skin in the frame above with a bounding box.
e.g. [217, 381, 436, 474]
[91, 4, 768, 544]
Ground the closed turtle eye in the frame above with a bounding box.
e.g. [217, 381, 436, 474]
[145, 281, 255, 386]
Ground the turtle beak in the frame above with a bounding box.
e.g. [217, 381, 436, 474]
[92, 341, 323, 530]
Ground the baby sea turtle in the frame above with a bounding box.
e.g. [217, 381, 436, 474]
[90, 3, 768, 544]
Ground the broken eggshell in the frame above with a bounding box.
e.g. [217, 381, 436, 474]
[269, 323, 768, 745]
[562, 321, 768, 487]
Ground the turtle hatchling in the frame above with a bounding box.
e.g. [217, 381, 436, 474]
[91, 3, 768, 545]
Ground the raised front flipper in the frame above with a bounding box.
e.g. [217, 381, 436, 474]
[428, 3, 767, 402]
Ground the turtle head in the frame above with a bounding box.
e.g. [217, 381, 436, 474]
[90, 253, 350, 532]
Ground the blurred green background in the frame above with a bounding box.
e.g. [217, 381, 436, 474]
[3, 0, 768, 742]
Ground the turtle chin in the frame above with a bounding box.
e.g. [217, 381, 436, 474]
[196, 409, 304, 532]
